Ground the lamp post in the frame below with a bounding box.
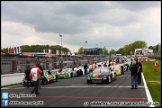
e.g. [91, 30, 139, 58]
[96, 44, 98, 48]
[59, 34, 62, 68]
[85, 41, 87, 48]
[59, 34, 62, 54]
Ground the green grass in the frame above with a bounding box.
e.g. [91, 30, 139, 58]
[142, 60, 161, 107]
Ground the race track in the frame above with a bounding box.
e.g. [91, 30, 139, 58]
[2, 70, 151, 107]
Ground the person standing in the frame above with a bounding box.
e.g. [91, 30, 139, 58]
[84, 63, 88, 75]
[154, 58, 159, 72]
[136, 58, 142, 84]
[37, 62, 44, 89]
[29, 63, 42, 95]
[129, 61, 138, 89]
[24, 66, 31, 88]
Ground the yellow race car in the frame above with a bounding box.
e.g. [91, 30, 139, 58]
[110, 65, 121, 75]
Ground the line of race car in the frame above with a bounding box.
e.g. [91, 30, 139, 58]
[22, 58, 132, 87]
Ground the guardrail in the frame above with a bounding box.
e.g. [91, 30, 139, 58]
[1, 69, 59, 86]
[1, 73, 25, 86]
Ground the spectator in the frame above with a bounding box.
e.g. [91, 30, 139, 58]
[24, 66, 31, 88]
[92, 63, 96, 72]
[136, 58, 142, 84]
[129, 61, 138, 89]
[154, 58, 159, 72]
[29, 63, 42, 95]
[84, 63, 88, 75]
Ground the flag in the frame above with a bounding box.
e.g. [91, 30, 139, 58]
[68, 52, 71, 55]
[8, 47, 9, 53]
[9, 47, 13, 53]
[48, 49, 52, 54]
[19, 47, 21, 53]
[16, 47, 18, 53]
[13, 47, 16, 53]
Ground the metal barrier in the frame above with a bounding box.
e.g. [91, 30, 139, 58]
[1, 69, 59, 86]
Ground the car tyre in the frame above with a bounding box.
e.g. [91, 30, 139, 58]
[87, 80, 92, 84]
[42, 79, 47, 85]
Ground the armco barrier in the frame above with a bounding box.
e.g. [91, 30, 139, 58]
[1, 69, 59, 86]
[1, 73, 24, 86]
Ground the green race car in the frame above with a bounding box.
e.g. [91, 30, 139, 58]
[58, 68, 74, 79]
[41, 70, 58, 85]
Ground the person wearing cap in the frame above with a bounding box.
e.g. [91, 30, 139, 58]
[129, 61, 138, 89]
[37, 62, 44, 89]
[29, 63, 42, 95]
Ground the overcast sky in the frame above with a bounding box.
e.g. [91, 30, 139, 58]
[1, 1, 161, 52]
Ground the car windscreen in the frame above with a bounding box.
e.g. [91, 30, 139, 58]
[93, 67, 109, 73]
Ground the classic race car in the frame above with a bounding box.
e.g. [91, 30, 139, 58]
[110, 65, 122, 76]
[87, 67, 116, 84]
[58, 68, 74, 79]
[41, 70, 58, 85]
[22, 69, 57, 86]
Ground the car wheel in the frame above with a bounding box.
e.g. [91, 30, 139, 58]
[114, 74, 117, 80]
[87, 80, 92, 84]
[71, 72, 73, 78]
[42, 79, 47, 85]
[55, 75, 58, 82]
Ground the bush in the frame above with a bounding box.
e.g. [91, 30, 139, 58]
[148, 55, 161, 60]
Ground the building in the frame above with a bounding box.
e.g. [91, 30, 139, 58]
[84, 48, 102, 55]
[134, 48, 154, 56]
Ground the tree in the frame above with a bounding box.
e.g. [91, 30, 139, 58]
[78, 47, 84, 54]
[109, 49, 116, 55]
[102, 47, 108, 54]
[116, 48, 124, 55]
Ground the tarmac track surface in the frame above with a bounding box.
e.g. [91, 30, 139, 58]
[2, 70, 150, 107]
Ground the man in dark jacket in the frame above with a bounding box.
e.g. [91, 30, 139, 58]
[129, 61, 138, 89]
[84, 63, 88, 75]
[25, 66, 31, 88]
[136, 58, 142, 84]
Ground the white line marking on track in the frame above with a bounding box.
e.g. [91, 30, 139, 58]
[2, 85, 145, 89]
[142, 73, 155, 107]
[41, 85, 145, 89]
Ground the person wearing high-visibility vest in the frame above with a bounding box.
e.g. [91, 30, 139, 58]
[154, 58, 159, 72]
[29, 63, 42, 95]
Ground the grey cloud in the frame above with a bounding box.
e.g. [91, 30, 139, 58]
[56, 2, 109, 16]
[115, 1, 161, 11]
[2, 1, 160, 35]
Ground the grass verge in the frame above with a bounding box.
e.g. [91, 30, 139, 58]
[142, 59, 161, 107]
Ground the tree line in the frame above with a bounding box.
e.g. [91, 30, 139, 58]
[77, 40, 160, 55]
[1, 45, 70, 54]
